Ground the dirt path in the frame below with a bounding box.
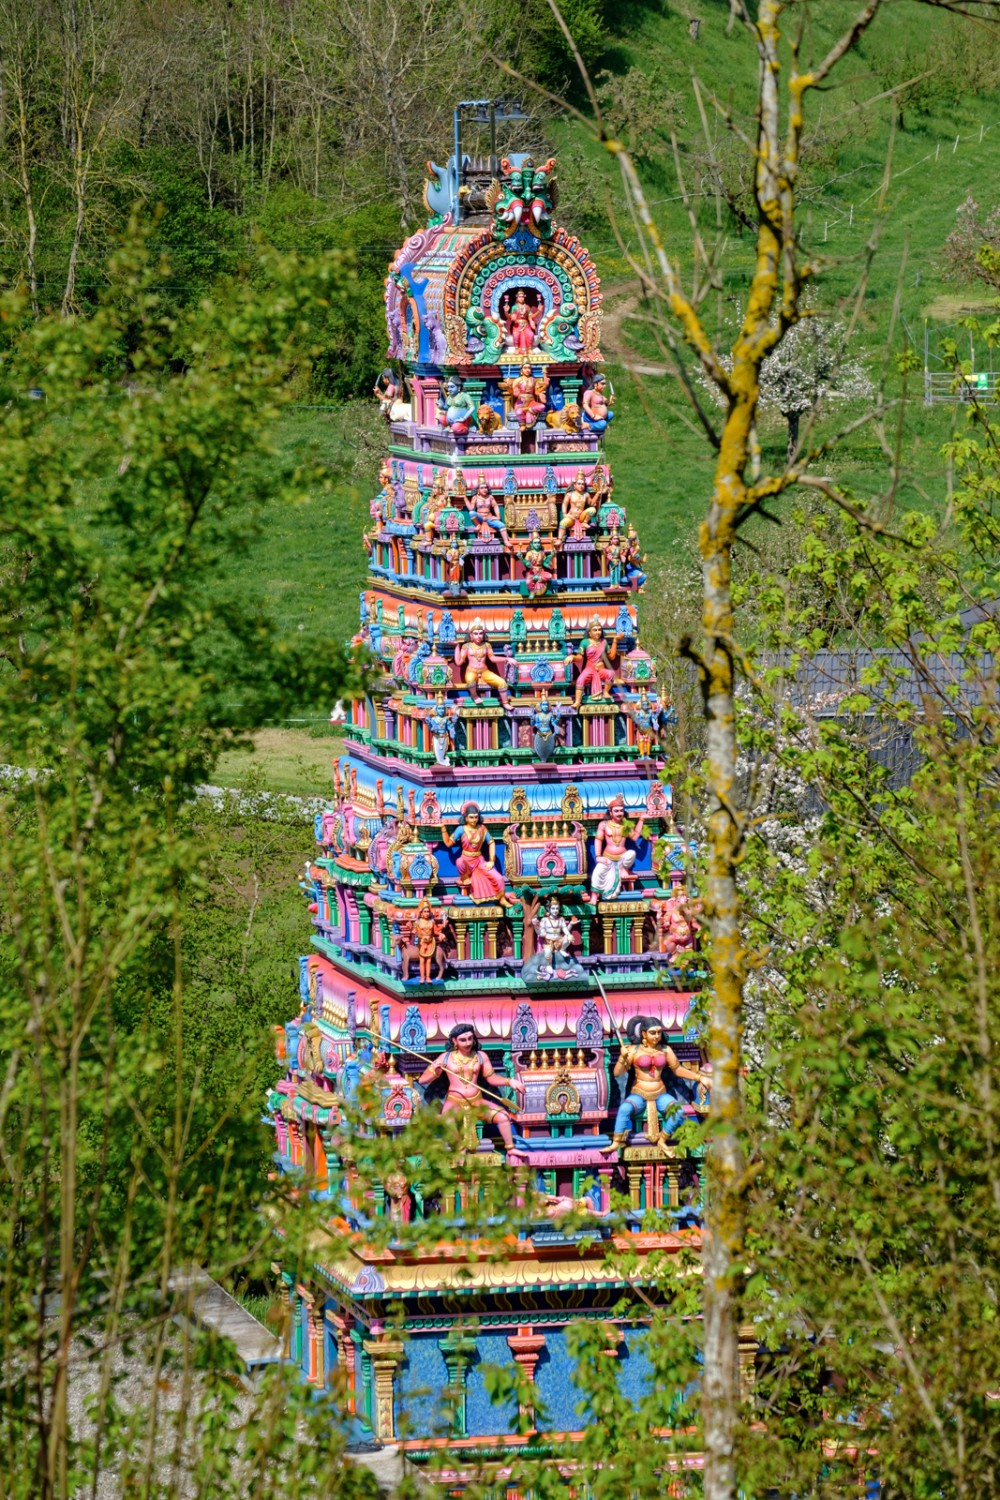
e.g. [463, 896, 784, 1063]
[601, 279, 673, 378]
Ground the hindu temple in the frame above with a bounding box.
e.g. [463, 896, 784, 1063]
[266, 133, 711, 1480]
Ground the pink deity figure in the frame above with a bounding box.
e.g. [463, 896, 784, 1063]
[558, 469, 598, 541]
[655, 871, 702, 958]
[455, 618, 510, 706]
[439, 802, 512, 906]
[372, 366, 399, 419]
[508, 364, 548, 428]
[417, 1022, 525, 1156]
[571, 618, 619, 708]
[470, 473, 510, 547]
[506, 288, 541, 351]
[590, 794, 645, 903]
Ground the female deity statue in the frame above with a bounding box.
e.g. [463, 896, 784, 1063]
[417, 1022, 525, 1155]
[439, 802, 511, 905]
[581, 373, 615, 433]
[455, 619, 511, 706]
[506, 363, 548, 428]
[602, 1015, 711, 1157]
[505, 288, 541, 351]
[571, 619, 619, 708]
[590, 794, 644, 902]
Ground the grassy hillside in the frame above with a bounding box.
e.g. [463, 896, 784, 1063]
[217, 1, 1000, 788]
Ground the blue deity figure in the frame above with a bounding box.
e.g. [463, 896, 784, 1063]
[602, 1016, 710, 1158]
[581, 374, 615, 433]
[531, 689, 559, 762]
[437, 376, 477, 435]
[624, 524, 647, 590]
[426, 691, 459, 766]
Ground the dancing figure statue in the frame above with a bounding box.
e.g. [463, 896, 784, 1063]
[426, 691, 459, 766]
[571, 618, 619, 708]
[590, 794, 644, 902]
[602, 1015, 711, 1157]
[455, 619, 511, 706]
[558, 470, 597, 541]
[440, 802, 511, 905]
[581, 373, 615, 433]
[417, 1023, 525, 1155]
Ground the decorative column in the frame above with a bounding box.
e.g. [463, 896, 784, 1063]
[738, 1323, 758, 1399]
[506, 1325, 547, 1425]
[362, 1335, 405, 1441]
[440, 1326, 478, 1437]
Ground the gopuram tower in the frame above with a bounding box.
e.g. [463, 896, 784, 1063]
[267, 136, 710, 1472]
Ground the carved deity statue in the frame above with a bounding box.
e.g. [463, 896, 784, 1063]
[455, 618, 511, 706]
[571, 618, 619, 708]
[590, 794, 644, 903]
[439, 802, 511, 905]
[558, 469, 597, 541]
[602, 1016, 710, 1158]
[417, 1023, 525, 1155]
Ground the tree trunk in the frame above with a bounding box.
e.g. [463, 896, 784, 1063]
[785, 407, 800, 461]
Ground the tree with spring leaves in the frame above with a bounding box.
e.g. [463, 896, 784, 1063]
[531, 1, 1000, 1496]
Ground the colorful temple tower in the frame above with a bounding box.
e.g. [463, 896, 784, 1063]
[267, 143, 709, 1471]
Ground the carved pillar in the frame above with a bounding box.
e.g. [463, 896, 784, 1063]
[664, 1160, 682, 1208]
[362, 1336, 404, 1441]
[626, 1164, 643, 1211]
[506, 1325, 546, 1424]
[738, 1323, 758, 1399]
[440, 1327, 478, 1437]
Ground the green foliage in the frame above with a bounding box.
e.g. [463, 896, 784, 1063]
[0, 238, 367, 1496]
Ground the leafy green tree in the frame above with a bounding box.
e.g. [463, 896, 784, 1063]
[0, 232, 369, 1498]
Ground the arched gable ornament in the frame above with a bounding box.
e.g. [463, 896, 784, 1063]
[443, 223, 603, 366]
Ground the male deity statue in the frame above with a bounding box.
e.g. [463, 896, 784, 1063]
[469, 473, 510, 547]
[531, 689, 559, 762]
[417, 1023, 525, 1157]
[589, 794, 645, 903]
[655, 870, 702, 959]
[455, 619, 511, 707]
[426, 691, 460, 766]
[628, 689, 663, 760]
[533, 899, 577, 975]
[558, 469, 598, 542]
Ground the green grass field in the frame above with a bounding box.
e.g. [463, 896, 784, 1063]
[228, 1, 999, 792]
